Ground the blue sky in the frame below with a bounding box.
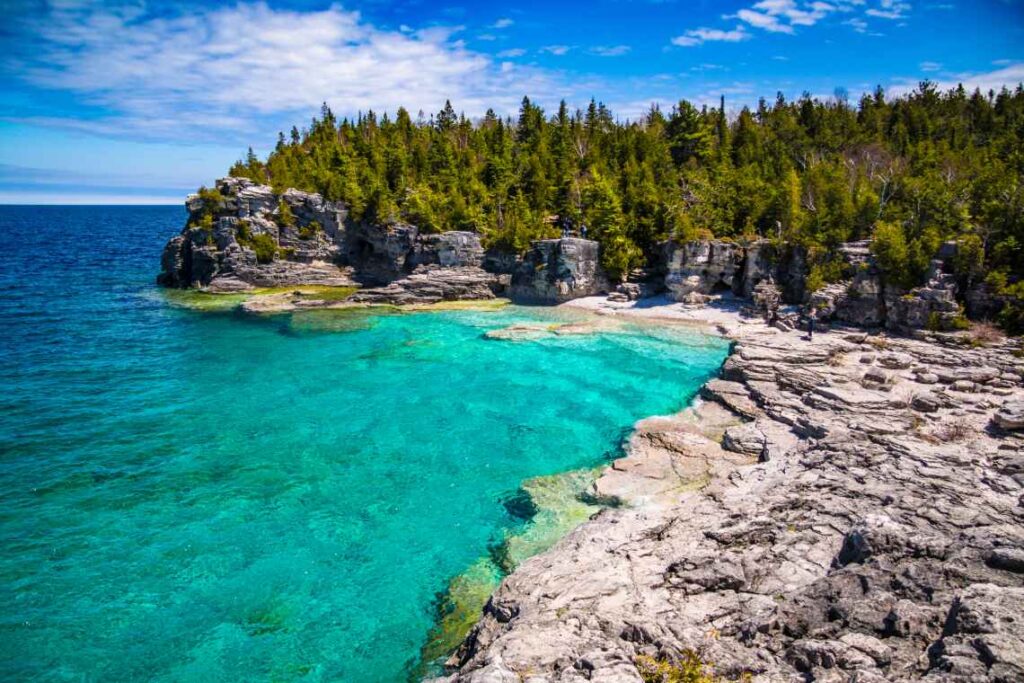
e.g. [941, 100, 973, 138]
[1, 0, 1022, 204]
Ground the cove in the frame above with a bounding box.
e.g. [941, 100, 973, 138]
[0, 206, 729, 682]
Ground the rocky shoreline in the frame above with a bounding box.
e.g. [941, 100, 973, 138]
[158, 179, 1024, 681]
[432, 297, 1024, 683]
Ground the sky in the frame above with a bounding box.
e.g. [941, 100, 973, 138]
[1, 0, 1022, 204]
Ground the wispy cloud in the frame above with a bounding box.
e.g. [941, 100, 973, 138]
[736, 8, 794, 33]
[889, 62, 1024, 96]
[590, 45, 632, 57]
[491, 18, 514, 29]
[540, 45, 572, 55]
[497, 48, 527, 58]
[844, 17, 869, 31]
[866, 0, 911, 19]
[671, 26, 750, 47]
[920, 61, 942, 72]
[3, 3, 568, 142]
[677, 0, 904, 46]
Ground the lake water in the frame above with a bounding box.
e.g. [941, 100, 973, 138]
[0, 206, 729, 682]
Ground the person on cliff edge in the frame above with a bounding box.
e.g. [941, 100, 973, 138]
[807, 307, 817, 340]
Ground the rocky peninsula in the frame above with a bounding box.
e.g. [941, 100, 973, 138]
[158, 179, 1024, 681]
[436, 297, 1024, 682]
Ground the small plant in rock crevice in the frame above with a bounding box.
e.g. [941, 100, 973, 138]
[635, 651, 723, 683]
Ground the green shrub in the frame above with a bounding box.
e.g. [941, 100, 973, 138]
[950, 314, 971, 331]
[297, 220, 322, 240]
[251, 233, 278, 264]
[871, 221, 913, 289]
[236, 219, 253, 243]
[276, 199, 295, 227]
[997, 295, 1024, 336]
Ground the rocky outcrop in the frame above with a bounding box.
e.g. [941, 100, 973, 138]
[664, 240, 744, 299]
[158, 177, 354, 290]
[157, 178, 513, 305]
[664, 240, 808, 305]
[347, 266, 503, 305]
[509, 238, 608, 304]
[436, 306, 1024, 683]
[807, 240, 969, 333]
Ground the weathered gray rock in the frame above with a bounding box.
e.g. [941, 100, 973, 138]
[158, 178, 521, 299]
[438, 313, 1024, 683]
[347, 266, 502, 305]
[343, 221, 419, 284]
[410, 231, 485, 269]
[509, 238, 608, 304]
[157, 177, 354, 289]
[911, 393, 941, 412]
[721, 421, 767, 457]
[664, 240, 743, 300]
[993, 400, 1024, 430]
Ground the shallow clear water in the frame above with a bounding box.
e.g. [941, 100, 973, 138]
[0, 206, 729, 682]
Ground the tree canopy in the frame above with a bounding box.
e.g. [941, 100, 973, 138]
[229, 83, 1024, 319]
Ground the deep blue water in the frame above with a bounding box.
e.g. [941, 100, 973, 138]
[0, 206, 729, 682]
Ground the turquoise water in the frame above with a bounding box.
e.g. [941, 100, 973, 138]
[0, 206, 729, 682]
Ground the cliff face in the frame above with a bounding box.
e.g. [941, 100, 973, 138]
[509, 238, 609, 305]
[663, 238, 981, 334]
[159, 182, 999, 329]
[663, 239, 808, 304]
[157, 178, 508, 303]
[158, 177, 353, 291]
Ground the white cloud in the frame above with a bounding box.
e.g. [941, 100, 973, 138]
[866, 0, 911, 19]
[681, 0, 893, 46]
[6, 2, 569, 141]
[540, 45, 571, 55]
[590, 45, 632, 57]
[491, 18, 514, 29]
[737, 8, 795, 32]
[497, 48, 527, 58]
[889, 62, 1024, 96]
[919, 61, 942, 72]
[844, 17, 868, 31]
[671, 26, 750, 47]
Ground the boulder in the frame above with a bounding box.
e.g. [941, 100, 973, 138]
[911, 393, 941, 413]
[722, 422, 767, 458]
[509, 238, 608, 304]
[348, 265, 502, 305]
[993, 400, 1024, 430]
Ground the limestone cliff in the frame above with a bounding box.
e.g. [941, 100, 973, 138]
[157, 177, 506, 304]
[509, 238, 609, 304]
[663, 237, 986, 334]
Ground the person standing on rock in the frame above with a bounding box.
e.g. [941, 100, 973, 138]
[807, 307, 817, 340]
